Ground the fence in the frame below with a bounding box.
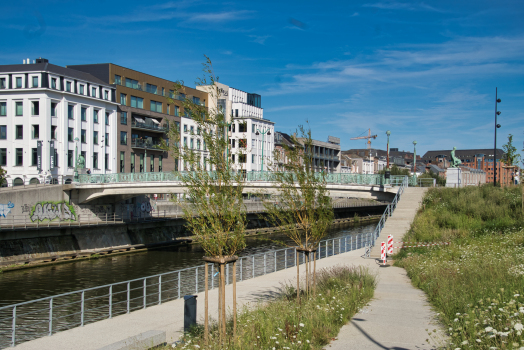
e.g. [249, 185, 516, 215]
[0, 177, 409, 348]
[0, 200, 387, 231]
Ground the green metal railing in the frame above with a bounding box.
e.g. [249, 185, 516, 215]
[77, 171, 413, 186]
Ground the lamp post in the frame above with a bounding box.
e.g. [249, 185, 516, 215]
[386, 130, 391, 169]
[413, 140, 417, 178]
[494, 88, 502, 186]
[74, 137, 80, 181]
[255, 128, 271, 173]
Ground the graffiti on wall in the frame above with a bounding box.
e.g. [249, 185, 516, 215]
[21, 204, 31, 213]
[139, 201, 152, 213]
[0, 202, 14, 217]
[30, 201, 77, 222]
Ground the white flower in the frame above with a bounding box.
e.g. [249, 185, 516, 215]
[454, 318, 459, 322]
[194, 346, 200, 349]
[306, 340, 310, 343]
[461, 340, 468, 345]
[515, 323, 523, 331]
[485, 327, 493, 332]
[299, 323, 305, 327]
[476, 339, 482, 343]
[275, 341, 279, 344]
[297, 341, 301, 344]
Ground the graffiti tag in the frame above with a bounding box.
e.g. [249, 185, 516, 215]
[0, 202, 14, 217]
[140, 202, 152, 212]
[21, 204, 31, 213]
[30, 201, 76, 222]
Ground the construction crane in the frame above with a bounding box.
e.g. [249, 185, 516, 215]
[350, 129, 377, 149]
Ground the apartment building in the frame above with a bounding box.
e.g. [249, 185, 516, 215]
[197, 82, 274, 172]
[68, 63, 208, 173]
[301, 136, 341, 173]
[0, 58, 118, 186]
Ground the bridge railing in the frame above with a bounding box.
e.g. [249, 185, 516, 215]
[0, 176, 410, 348]
[78, 171, 389, 186]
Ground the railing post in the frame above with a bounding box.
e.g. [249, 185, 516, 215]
[81, 291, 85, 326]
[127, 282, 130, 313]
[264, 253, 267, 274]
[49, 298, 53, 336]
[11, 305, 16, 347]
[252, 255, 255, 278]
[143, 279, 146, 309]
[109, 285, 113, 318]
[178, 272, 181, 299]
[159, 275, 162, 305]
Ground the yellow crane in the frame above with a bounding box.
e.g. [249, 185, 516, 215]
[350, 129, 377, 149]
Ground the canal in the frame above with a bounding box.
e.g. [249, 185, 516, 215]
[0, 223, 375, 307]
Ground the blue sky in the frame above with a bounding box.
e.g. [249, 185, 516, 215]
[2, 0, 524, 158]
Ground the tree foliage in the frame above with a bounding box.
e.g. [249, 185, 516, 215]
[263, 126, 334, 250]
[377, 164, 411, 176]
[0, 166, 6, 186]
[502, 134, 520, 167]
[162, 56, 247, 258]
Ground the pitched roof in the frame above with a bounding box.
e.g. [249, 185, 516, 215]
[421, 149, 505, 160]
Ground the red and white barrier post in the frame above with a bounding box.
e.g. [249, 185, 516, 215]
[381, 242, 386, 265]
[387, 235, 393, 255]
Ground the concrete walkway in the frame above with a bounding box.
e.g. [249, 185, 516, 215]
[13, 187, 444, 350]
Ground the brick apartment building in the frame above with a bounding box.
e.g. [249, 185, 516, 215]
[67, 63, 208, 173]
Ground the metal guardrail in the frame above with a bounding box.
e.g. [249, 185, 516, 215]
[0, 176, 409, 348]
[0, 200, 386, 231]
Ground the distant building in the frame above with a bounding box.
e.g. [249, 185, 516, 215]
[0, 58, 118, 186]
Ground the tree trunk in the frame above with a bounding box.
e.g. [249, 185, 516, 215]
[233, 261, 237, 339]
[204, 263, 209, 343]
[221, 263, 226, 338]
[296, 249, 300, 302]
[313, 252, 317, 296]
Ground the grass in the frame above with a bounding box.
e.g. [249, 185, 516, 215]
[395, 184, 524, 349]
[169, 265, 376, 350]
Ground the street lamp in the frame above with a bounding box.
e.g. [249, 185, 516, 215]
[255, 128, 271, 173]
[413, 140, 417, 176]
[74, 137, 80, 181]
[386, 130, 391, 169]
[494, 88, 502, 186]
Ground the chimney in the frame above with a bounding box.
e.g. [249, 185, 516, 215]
[23, 59, 26, 64]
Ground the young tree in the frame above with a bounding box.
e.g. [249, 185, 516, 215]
[162, 56, 247, 342]
[262, 126, 334, 300]
[0, 166, 6, 186]
[502, 134, 521, 166]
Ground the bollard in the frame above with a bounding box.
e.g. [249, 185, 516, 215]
[184, 295, 198, 333]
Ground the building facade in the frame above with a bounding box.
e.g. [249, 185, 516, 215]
[0, 58, 118, 186]
[68, 63, 209, 174]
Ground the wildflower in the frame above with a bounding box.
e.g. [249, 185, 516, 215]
[515, 323, 524, 331]
[476, 339, 482, 343]
[306, 340, 310, 343]
[194, 346, 200, 349]
[299, 323, 305, 327]
[454, 318, 459, 322]
[485, 327, 493, 332]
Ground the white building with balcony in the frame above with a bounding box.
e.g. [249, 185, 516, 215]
[0, 58, 118, 186]
[196, 82, 274, 172]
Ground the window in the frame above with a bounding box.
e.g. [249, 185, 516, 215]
[105, 154, 109, 170]
[239, 123, 247, 133]
[252, 154, 255, 164]
[162, 87, 165, 96]
[32, 125, 39, 139]
[0, 102, 5, 116]
[16, 125, 23, 139]
[114, 75, 121, 85]
[197, 127, 201, 135]
[68, 128, 74, 141]
[125, 78, 139, 89]
[146, 84, 157, 94]
[81, 151, 86, 166]
[104, 91, 108, 100]
[252, 124, 255, 133]
[159, 155, 163, 172]
[81, 129, 86, 143]
[79, 84, 84, 95]
[120, 111, 127, 125]
[150, 155, 154, 172]
[183, 124, 187, 133]
[68, 105, 74, 119]
[150, 100, 162, 113]
[0, 148, 6, 166]
[105, 112, 110, 125]
[30, 101, 39, 116]
[51, 102, 57, 117]
[239, 139, 247, 148]
[0, 125, 6, 139]
[131, 153, 135, 172]
[190, 126, 194, 134]
[68, 150, 74, 167]
[120, 152, 125, 172]
[66, 81, 71, 92]
[32, 148, 37, 166]
[190, 138, 194, 149]
[197, 139, 201, 150]
[51, 78, 57, 89]
[183, 137, 187, 147]
[93, 152, 98, 169]
[239, 154, 247, 163]
[16, 148, 23, 166]
[15, 102, 23, 116]
[32, 76, 38, 88]
[174, 105, 179, 116]
[120, 93, 126, 105]
[81, 107, 87, 121]
[120, 131, 127, 145]
[91, 87, 96, 97]
[169, 90, 174, 98]
[105, 133, 109, 146]
[93, 110, 99, 123]
[193, 96, 200, 105]
[51, 125, 57, 140]
[0, 78, 5, 89]
[139, 154, 144, 172]
[252, 139, 255, 148]
[93, 131, 98, 144]
[130, 96, 144, 109]
[16, 77, 22, 88]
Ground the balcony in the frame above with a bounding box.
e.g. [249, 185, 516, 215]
[131, 120, 168, 133]
[131, 139, 163, 150]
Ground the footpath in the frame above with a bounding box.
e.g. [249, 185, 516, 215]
[13, 187, 444, 350]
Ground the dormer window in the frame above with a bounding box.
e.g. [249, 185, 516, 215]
[16, 77, 22, 88]
[66, 81, 72, 92]
[51, 78, 57, 89]
[32, 76, 38, 88]
[79, 84, 84, 95]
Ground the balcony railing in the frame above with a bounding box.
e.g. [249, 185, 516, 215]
[130, 139, 163, 150]
[131, 121, 168, 132]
